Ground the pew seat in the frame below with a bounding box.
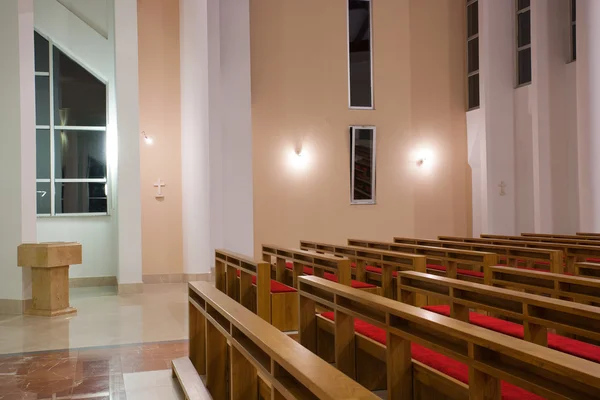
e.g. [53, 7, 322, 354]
[423, 305, 600, 363]
[234, 269, 296, 293]
[284, 262, 377, 290]
[319, 312, 542, 400]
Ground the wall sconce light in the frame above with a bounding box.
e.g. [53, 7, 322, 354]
[141, 131, 153, 145]
[288, 144, 309, 171]
[416, 157, 427, 167]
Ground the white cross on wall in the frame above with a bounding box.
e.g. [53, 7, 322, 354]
[154, 179, 166, 198]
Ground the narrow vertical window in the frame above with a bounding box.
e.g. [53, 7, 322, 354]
[348, 0, 373, 109]
[570, 0, 576, 61]
[34, 31, 108, 216]
[516, 0, 532, 85]
[350, 126, 376, 204]
[467, 0, 480, 110]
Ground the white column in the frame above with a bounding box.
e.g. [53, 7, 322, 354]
[114, 0, 143, 286]
[0, 0, 36, 308]
[219, 0, 254, 255]
[181, 0, 211, 274]
[530, 1, 554, 233]
[479, 0, 517, 235]
[577, 0, 600, 232]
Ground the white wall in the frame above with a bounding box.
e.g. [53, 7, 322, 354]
[0, 0, 36, 301]
[33, 0, 118, 279]
[57, 0, 109, 38]
[470, 0, 581, 236]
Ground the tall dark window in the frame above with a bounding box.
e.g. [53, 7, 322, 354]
[467, 0, 480, 110]
[516, 0, 532, 85]
[570, 0, 576, 61]
[350, 126, 376, 204]
[34, 31, 108, 216]
[348, 0, 373, 108]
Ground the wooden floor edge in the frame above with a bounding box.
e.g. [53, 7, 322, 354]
[171, 357, 212, 400]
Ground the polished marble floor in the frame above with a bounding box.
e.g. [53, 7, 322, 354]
[0, 341, 188, 399]
[0, 284, 189, 355]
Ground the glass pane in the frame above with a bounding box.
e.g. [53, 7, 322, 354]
[55, 182, 107, 214]
[572, 24, 577, 60]
[34, 32, 49, 72]
[518, 48, 532, 85]
[517, 0, 530, 10]
[467, 38, 479, 74]
[36, 182, 51, 215]
[35, 76, 50, 126]
[467, 2, 478, 38]
[54, 130, 106, 179]
[36, 129, 51, 179]
[352, 128, 374, 202]
[517, 11, 531, 47]
[53, 48, 107, 126]
[571, 0, 576, 22]
[468, 74, 480, 109]
[348, 0, 372, 108]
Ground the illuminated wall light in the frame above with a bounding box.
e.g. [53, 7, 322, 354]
[142, 131, 154, 145]
[288, 145, 309, 171]
[412, 147, 435, 171]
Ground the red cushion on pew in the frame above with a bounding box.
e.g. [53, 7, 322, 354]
[423, 305, 600, 364]
[426, 264, 485, 278]
[286, 262, 376, 289]
[320, 312, 541, 400]
[586, 258, 600, 263]
[235, 270, 297, 293]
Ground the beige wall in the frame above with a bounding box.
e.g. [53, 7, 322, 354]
[251, 0, 471, 257]
[138, 0, 183, 275]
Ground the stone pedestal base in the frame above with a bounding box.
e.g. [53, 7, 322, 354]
[18, 242, 82, 317]
[26, 266, 77, 317]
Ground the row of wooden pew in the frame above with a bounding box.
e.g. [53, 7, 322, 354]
[174, 233, 600, 399]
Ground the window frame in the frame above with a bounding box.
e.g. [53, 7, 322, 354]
[34, 30, 110, 217]
[347, 0, 374, 110]
[569, 0, 576, 62]
[515, 0, 532, 87]
[349, 125, 376, 205]
[467, 0, 480, 110]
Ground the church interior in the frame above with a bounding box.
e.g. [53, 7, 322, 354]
[2, 0, 600, 399]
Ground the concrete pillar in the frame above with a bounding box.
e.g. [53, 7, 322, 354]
[114, 0, 143, 287]
[0, 0, 36, 313]
[577, 0, 600, 232]
[180, 0, 211, 274]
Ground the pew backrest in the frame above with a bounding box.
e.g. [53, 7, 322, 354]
[298, 276, 600, 399]
[215, 249, 272, 323]
[262, 245, 350, 288]
[347, 238, 498, 282]
[398, 236, 564, 273]
[300, 240, 426, 298]
[483, 233, 600, 247]
[188, 281, 379, 400]
[521, 233, 600, 241]
[578, 232, 600, 237]
[397, 270, 600, 344]
[490, 265, 600, 306]
[439, 235, 600, 273]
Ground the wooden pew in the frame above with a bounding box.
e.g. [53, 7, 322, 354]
[578, 232, 600, 237]
[261, 244, 379, 294]
[347, 238, 498, 283]
[397, 270, 600, 351]
[521, 232, 600, 241]
[395, 236, 563, 274]
[299, 240, 426, 300]
[298, 275, 600, 399]
[439, 235, 600, 274]
[180, 281, 379, 400]
[489, 265, 600, 306]
[215, 249, 298, 331]
[576, 261, 600, 278]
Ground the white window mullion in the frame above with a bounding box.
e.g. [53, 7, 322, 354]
[49, 40, 56, 216]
